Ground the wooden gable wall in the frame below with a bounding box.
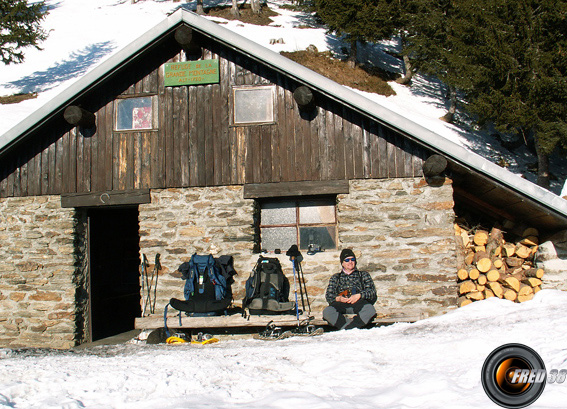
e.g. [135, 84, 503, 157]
[0, 28, 431, 199]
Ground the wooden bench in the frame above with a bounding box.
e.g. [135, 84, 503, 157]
[135, 311, 426, 330]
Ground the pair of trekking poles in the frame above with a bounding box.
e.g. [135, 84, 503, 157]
[285, 245, 312, 325]
[141, 253, 161, 316]
[256, 245, 321, 340]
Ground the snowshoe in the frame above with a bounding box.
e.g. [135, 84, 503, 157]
[254, 321, 293, 341]
[191, 332, 219, 345]
[166, 332, 191, 344]
[292, 324, 324, 337]
[147, 328, 191, 344]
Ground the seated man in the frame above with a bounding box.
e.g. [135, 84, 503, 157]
[323, 249, 377, 330]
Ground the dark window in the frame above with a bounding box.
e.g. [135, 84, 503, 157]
[259, 197, 337, 251]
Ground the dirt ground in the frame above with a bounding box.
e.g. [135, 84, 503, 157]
[282, 49, 396, 96]
[205, 4, 396, 96]
[0, 93, 37, 105]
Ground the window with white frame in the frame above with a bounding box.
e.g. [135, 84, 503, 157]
[115, 96, 158, 131]
[259, 197, 337, 252]
[233, 85, 275, 125]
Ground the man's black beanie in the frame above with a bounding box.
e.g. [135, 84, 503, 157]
[340, 248, 356, 263]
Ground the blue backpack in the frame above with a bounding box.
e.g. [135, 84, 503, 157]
[169, 254, 235, 315]
[184, 254, 227, 301]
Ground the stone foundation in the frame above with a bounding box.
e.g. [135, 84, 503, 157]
[0, 196, 78, 349]
[0, 178, 457, 348]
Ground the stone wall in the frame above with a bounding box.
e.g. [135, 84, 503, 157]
[0, 196, 78, 349]
[318, 178, 456, 317]
[142, 179, 457, 319]
[0, 178, 457, 348]
[138, 186, 258, 312]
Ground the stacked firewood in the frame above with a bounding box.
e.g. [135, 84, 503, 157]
[455, 225, 544, 307]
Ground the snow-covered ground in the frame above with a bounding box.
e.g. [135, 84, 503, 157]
[0, 0, 566, 193]
[1, 289, 567, 408]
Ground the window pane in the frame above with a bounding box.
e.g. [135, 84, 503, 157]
[116, 97, 153, 130]
[261, 227, 297, 251]
[299, 200, 336, 224]
[299, 226, 336, 250]
[261, 201, 296, 225]
[234, 87, 274, 124]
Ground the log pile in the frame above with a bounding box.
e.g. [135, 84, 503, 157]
[454, 225, 544, 307]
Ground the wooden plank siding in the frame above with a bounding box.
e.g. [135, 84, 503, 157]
[0, 41, 430, 199]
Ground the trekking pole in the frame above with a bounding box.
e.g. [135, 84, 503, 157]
[141, 254, 149, 316]
[286, 245, 301, 327]
[291, 257, 300, 326]
[294, 256, 306, 313]
[151, 253, 161, 314]
[145, 255, 156, 315]
[297, 258, 311, 315]
[289, 246, 307, 314]
[293, 256, 305, 311]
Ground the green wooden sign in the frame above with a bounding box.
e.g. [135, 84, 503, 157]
[164, 59, 219, 86]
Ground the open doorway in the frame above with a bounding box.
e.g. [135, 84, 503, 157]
[88, 206, 141, 341]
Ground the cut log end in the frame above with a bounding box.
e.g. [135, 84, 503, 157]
[457, 268, 469, 281]
[473, 230, 489, 246]
[469, 268, 480, 280]
[458, 296, 473, 307]
[503, 289, 517, 301]
[293, 86, 316, 110]
[459, 280, 477, 295]
[422, 154, 448, 177]
[518, 293, 534, 303]
[515, 244, 532, 259]
[476, 258, 492, 273]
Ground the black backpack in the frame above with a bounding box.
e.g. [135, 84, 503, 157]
[243, 256, 295, 315]
[169, 254, 236, 316]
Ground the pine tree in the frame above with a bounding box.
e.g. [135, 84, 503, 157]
[0, 0, 48, 65]
[313, 0, 402, 67]
[196, 0, 205, 15]
[448, 0, 567, 188]
[251, 0, 261, 14]
[231, 0, 240, 17]
[404, 0, 567, 188]
[402, 0, 460, 112]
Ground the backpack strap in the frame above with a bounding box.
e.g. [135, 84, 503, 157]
[163, 302, 183, 338]
[250, 258, 262, 298]
[278, 264, 284, 302]
[163, 302, 171, 338]
[242, 257, 261, 311]
[187, 256, 198, 297]
[207, 254, 227, 300]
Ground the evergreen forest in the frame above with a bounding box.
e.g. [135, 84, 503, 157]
[311, 0, 567, 189]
